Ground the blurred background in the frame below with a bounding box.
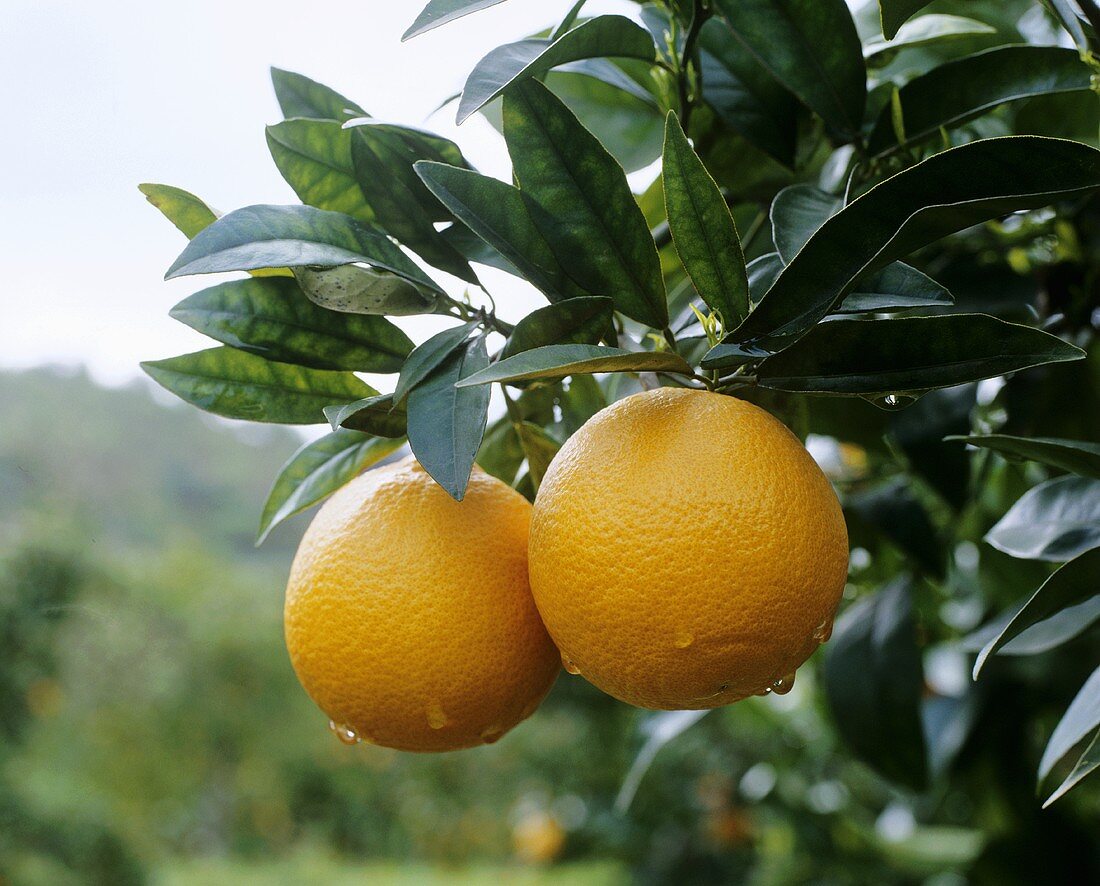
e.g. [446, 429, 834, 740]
[2, 1, 1099, 884]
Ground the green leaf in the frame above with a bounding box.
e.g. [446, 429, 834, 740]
[552, 0, 587, 39]
[502, 297, 614, 359]
[477, 417, 525, 484]
[768, 186, 953, 312]
[350, 120, 471, 170]
[270, 68, 366, 121]
[266, 119, 375, 223]
[516, 421, 560, 490]
[716, 137, 1100, 358]
[407, 337, 492, 501]
[324, 393, 409, 438]
[414, 161, 587, 302]
[458, 344, 692, 387]
[862, 15, 996, 63]
[350, 128, 477, 283]
[836, 264, 952, 314]
[291, 265, 439, 317]
[1044, 728, 1100, 808]
[770, 184, 841, 264]
[504, 80, 668, 328]
[1040, 665, 1100, 784]
[711, 0, 866, 138]
[138, 183, 218, 240]
[749, 252, 951, 315]
[877, 0, 935, 40]
[823, 578, 928, 790]
[403, 0, 507, 41]
[985, 476, 1100, 562]
[946, 434, 1100, 481]
[165, 205, 443, 299]
[697, 18, 799, 166]
[741, 314, 1083, 395]
[974, 547, 1100, 678]
[543, 63, 666, 173]
[457, 15, 656, 123]
[169, 277, 413, 373]
[662, 113, 749, 325]
[257, 430, 403, 544]
[394, 321, 480, 403]
[867, 47, 1092, 154]
[141, 347, 374, 425]
[847, 478, 943, 576]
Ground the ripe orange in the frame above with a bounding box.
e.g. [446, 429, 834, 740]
[528, 388, 849, 710]
[285, 456, 560, 751]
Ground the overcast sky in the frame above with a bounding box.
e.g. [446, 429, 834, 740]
[0, 0, 638, 386]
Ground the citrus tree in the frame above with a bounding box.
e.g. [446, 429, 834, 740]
[141, 0, 1100, 835]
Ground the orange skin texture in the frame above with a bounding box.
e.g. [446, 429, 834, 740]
[529, 388, 849, 710]
[285, 457, 560, 751]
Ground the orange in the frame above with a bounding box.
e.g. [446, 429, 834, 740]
[285, 456, 560, 751]
[528, 388, 848, 710]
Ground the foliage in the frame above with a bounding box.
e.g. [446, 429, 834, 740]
[126, 0, 1100, 878]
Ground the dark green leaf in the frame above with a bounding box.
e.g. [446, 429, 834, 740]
[457, 15, 656, 123]
[502, 297, 613, 359]
[742, 314, 1083, 395]
[947, 434, 1100, 481]
[824, 578, 928, 790]
[868, 47, 1092, 154]
[407, 337, 492, 500]
[862, 15, 996, 63]
[415, 161, 587, 301]
[292, 265, 439, 317]
[165, 205, 443, 299]
[985, 476, 1100, 562]
[403, 0, 507, 41]
[324, 393, 409, 438]
[138, 183, 218, 240]
[662, 113, 749, 325]
[350, 120, 471, 169]
[350, 128, 477, 283]
[504, 80, 668, 328]
[847, 478, 943, 576]
[878, 0, 935, 39]
[544, 63, 665, 173]
[477, 417, 525, 484]
[768, 187, 953, 312]
[1044, 729, 1100, 808]
[266, 119, 375, 223]
[890, 384, 975, 510]
[257, 430, 403, 543]
[394, 321, 480, 402]
[712, 0, 866, 138]
[516, 421, 560, 490]
[141, 347, 373, 425]
[1040, 665, 1100, 784]
[458, 344, 692, 387]
[974, 547, 1100, 677]
[1049, 0, 1091, 52]
[270, 68, 366, 121]
[836, 264, 952, 314]
[697, 18, 798, 166]
[169, 277, 413, 373]
[771, 185, 842, 264]
[714, 137, 1100, 358]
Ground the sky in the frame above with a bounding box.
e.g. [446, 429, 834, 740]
[0, 0, 636, 386]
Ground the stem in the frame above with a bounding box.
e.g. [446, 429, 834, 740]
[662, 326, 678, 351]
[676, 0, 709, 130]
